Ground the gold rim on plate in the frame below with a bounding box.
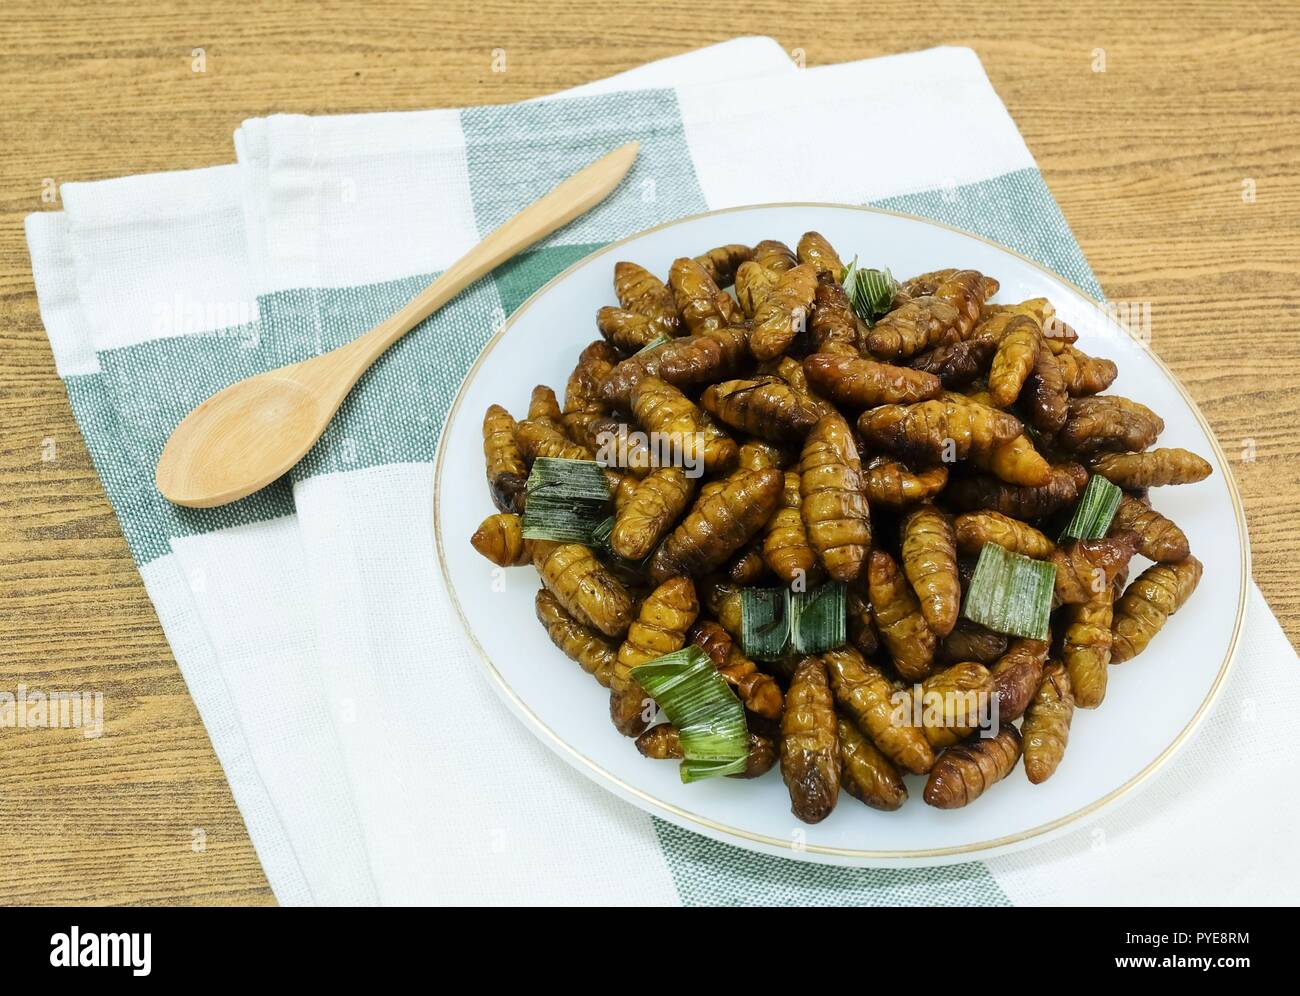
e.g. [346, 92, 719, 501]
[433, 202, 1249, 862]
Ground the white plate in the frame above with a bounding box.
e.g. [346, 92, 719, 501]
[434, 203, 1248, 867]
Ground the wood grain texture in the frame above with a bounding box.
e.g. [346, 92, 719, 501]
[1, 0, 1297, 906]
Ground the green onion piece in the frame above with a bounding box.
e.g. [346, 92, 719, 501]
[841, 256, 899, 326]
[632, 647, 747, 782]
[520, 457, 612, 543]
[635, 334, 672, 355]
[962, 542, 1056, 641]
[1059, 473, 1123, 541]
[789, 582, 847, 654]
[680, 756, 749, 783]
[740, 587, 791, 661]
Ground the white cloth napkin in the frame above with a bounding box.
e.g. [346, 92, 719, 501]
[25, 39, 1300, 905]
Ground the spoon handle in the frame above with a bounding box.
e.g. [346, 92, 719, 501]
[155, 141, 638, 509]
[354, 140, 639, 361]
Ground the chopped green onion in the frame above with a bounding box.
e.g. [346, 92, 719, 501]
[841, 256, 899, 326]
[632, 646, 747, 783]
[680, 756, 749, 783]
[789, 582, 847, 654]
[1059, 474, 1123, 541]
[962, 542, 1056, 641]
[519, 457, 612, 543]
[741, 582, 847, 658]
[740, 587, 790, 661]
[635, 333, 672, 355]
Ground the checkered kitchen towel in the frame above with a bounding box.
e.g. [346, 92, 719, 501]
[26, 40, 1300, 905]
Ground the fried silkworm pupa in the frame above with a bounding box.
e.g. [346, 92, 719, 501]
[631, 376, 737, 475]
[900, 503, 960, 637]
[954, 509, 1056, 559]
[1023, 662, 1074, 784]
[837, 717, 907, 811]
[669, 256, 739, 336]
[987, 314, 1042, 407]
[945, 462, 1088, 518]
[803, 353, 942, 408]
[650, 468, 784, 582]
[750, 262, 819, 361]
[796, 231, 846, 278]
[808, 271, 862, 356]
[864, 296, 961, 360]
[527, 385, 564, 428]
[610, 576, 699, 736]
[923, 724, 1022, 809]
[693, 617, 783, 718]
[1111, 556, 1203, 663]
[752, 238, 799, 274]
[780, 657, 842, 824]
[689, 618, 732, 666]
[908, 336, 997, 388]
[935, 269, 1003, 338]
[1060, 587, 1114, 708]
[800, 412, 872, 582]
[735, 261, 779, 319]
[1054, 344, 1118, 396]
[1087, 448, 1213, 488]
[701, 577, 744, 638]
[596, 306, 665, 354]
[906, 268, 1000, 339]
[692, 243, 752, 288]
[1051, 532, 1138, 605]
[636, 724, 778, 779]
[532, 541, 635, 638]
[1022, 344, 1069, 433]
[868, 549, 937, 682]
[824, 644, 934, 775]
[483, 403, 527, 513]
[699, 377, 823, 441]
[471, 512, 531, 567]
[970, 431, 1054, 488]
[586, 415, 652, 475]
[562, 340, 617, 443]
[516, 418, 595, 463]
[727, 541, 770, 586]
[1109, 493, 1190, 563]
[535, 588, 618, 687]
[858, 399, 1023, 464]
[990, 638, 1049, 722]
[939, 620, 1008, 667]
[763, 470, 824, 588]
[599, 323, 750, 406]
[845, 581, 881, 658]
[613, 474, 639, 514]
[980, 295, 1054, 323]
[914, 661, 996, 749]
[862, 455, 948, 507]
[736, 438, 796, 471]
[614, 260, 679, 336]
[610, 467, 695, 562]
[767, 355, 835, 416]
[937, 392, 1052, 486]
[1059, 395, 1165, 454]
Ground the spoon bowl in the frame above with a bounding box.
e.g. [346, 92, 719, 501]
[156, 370, 334, 507]
[155, 141, 640, 508]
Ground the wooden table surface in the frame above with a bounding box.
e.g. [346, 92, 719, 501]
[1, 1, 1297, 906]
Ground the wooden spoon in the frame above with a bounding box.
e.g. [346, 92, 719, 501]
[155, 141, 639, 508]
